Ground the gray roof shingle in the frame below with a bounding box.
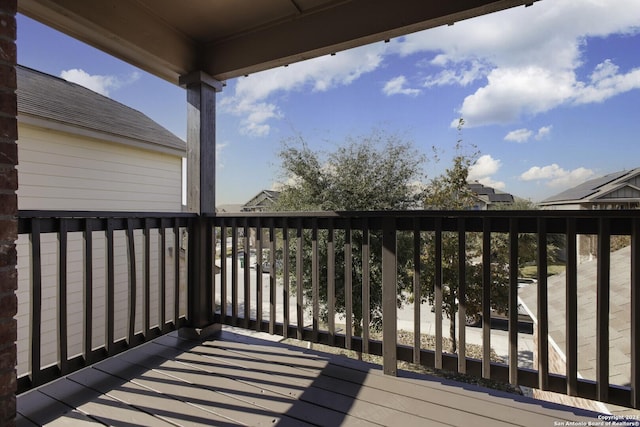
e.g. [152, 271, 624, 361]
[16, 65, 185, 154]
[519, 246, 632, 385]
[542, 169, 638, 204]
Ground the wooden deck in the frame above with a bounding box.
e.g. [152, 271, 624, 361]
[17, 327, 603, 427]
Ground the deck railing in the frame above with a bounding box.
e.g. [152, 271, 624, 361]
[16, 211, 193, 392]
[16, 210, 640, 409]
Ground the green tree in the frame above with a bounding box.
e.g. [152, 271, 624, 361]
[420, 140, 509, 353]
[276, 130, 426, 211]
[491, 198, 563, 275]
[274, 129, 425, 336]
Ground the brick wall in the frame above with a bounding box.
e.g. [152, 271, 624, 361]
[0, 0, 17, 426]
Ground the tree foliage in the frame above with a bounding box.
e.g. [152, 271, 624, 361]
[420, 140, 512, 352]
[276, 130, 426, 211]
[274, 129, 425, 334]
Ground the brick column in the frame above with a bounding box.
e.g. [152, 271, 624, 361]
[0, 1, 17, 426]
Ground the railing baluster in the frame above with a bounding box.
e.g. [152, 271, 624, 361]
[296, 219, 303, 340]
[231, 218, 238, 325]
[30, 218, 42, 387]
[106, 218, 115, 355]
[457, 218, 466, 374]
[211, 220, 217, 321]
[508, 218, 518, 385]
[327, 220, 335, 346]
[312, 218, 319, 342]
[413, 218, 421, 365]
[382, 217, 397, 376]
[243, 218, 251, 329]
[173, 219, 180, 326]
[282, 221, 290, 339]
[597, 217, 611, 402]
[362, 219, 370, 355]
[434, 217, 443, 370]
[537, 218, 549, 391]
[57, 218, 68, 374]
[255, 220, 262, 331]
[345, 222, 353, 350]
[205, 219, 213, 325]
[482, 217, 491, 379]
[632, 217, 640, 408]
[269, 218, 276, 335]
[220, 219, 227, 324]
[159, 219, 166, 332]
[126, 218, 136, 346]
[144, 218, 151, 337]
[83, 218, 93, 362]
[566, 218, 578, 396]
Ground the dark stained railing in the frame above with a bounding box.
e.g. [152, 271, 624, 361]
[16, 211, 193, 393]
[210, 210, 640, 409]
[16, 209, 640, 409]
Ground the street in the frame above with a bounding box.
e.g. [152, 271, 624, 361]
[215, 257, 535, 368]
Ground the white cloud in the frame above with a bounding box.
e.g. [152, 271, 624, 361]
[220, 43, 387, 136]
[457, 67, 575, 126]
[386, 0, 640, 127]
[573, 60, 640, 104]
[219, 0, 640, 135]
[216, 142, 228, 169]
[476, 176, 506, 190]
[504, 128, 533, 143]
[504, 125, 553, 142]
[469, 154, 501, 180]
[382, 76, 421, 96]
[468, 154, 505, 189]
[423, 60, 487, 87]
[535, 125, 552, 140]
[60, 68, 140, 96]
[520, 164, 594, 188]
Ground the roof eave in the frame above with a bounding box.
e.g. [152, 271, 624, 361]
[19, 113, 186, 158]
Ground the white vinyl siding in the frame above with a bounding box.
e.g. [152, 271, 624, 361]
[17, 124, 182, 211]
[16, 230, 186, 375]
[16, 123, 186, 376]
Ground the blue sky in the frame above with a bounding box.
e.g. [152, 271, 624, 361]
[16, 0, 640, 206]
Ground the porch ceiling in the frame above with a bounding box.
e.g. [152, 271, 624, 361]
[19, 0, 539, 85]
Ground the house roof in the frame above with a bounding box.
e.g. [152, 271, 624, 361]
[16, 65, 185, 156]
[519, 246, 632, 386]
[216, 204, 244, 214]
[242, 190, 281, 210]
[19, 0, 540, 84]
[541, 168, 640, 206]
[468, 182, 514, 204]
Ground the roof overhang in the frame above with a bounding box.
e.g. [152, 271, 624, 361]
[19, 0, 540, 85]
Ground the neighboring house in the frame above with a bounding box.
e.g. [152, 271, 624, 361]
[519, 245, 632, 414]
[216, 204, 243, 213]
[17, 65, 185, 211]
[540, 168, 640, 211]
[467, 181, 514, 210]
[540, 168, 640, 260]
[241, 189, 281, 212]
[15, 66, 187, 375]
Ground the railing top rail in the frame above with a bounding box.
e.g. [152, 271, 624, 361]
[211, 209, 640, 219]
[18, 210, 197, 219]
[18, 209, 639, 220]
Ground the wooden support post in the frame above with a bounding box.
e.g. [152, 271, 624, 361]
[179, 72, 223, 334]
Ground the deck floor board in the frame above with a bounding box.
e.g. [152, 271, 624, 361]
[17, 327, 603, 426]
